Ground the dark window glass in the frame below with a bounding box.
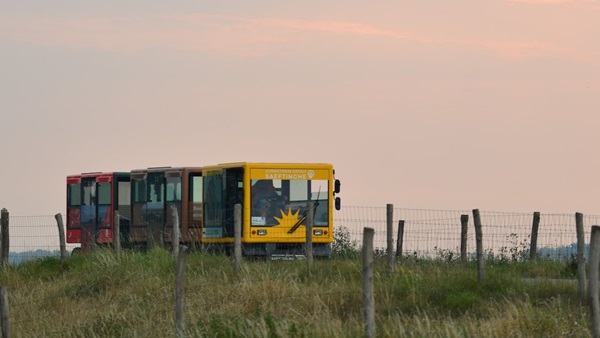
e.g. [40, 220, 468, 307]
[251, 179, 284, 226]
[251, 178, 329, 227]
[146, 173, 165, 225]
[81, 179, 96, 227]
[68, 183, 81, 207]
[82, 180, 95, 206]
[97, 182, 111, 205]
[166, 177, 182, 202]
[148, 173, 164, 203]
[310, 180, 329, 226]
[223, 168, 244, 235]
[118, 181, 131, 224]
[133, 179, 146, 204]
[203, 171, 223, 229]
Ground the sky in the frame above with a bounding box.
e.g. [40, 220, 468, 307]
[1, 0, 600, 216]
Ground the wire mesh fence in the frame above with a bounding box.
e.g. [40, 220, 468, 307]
[2, 215, 77, 264]
[2, 207, 600, 263]
[335, 206, 600, 261]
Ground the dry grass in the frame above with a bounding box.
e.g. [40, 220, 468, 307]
[0, 249, 592, 337]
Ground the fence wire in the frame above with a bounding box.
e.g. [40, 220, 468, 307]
[335, 206, 600, 260]
[3, 209, 600, 263]
[2, 215, 77, 264]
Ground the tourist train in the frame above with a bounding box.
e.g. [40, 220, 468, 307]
[66, 162, 341, 258]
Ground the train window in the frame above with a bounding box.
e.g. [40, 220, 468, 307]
[133, 180, 145, 203]
[82, 180, 95, 206]
[311, 180, 329, 226]
[148, 173, 164, 203]
[118, 182, 131, 206]
[166, 177, 182, 202]
[191, 175, 203, 202]
[97, 182, 111, 205]
[68, 183, 81, 207]
[204, 171, 224, 229]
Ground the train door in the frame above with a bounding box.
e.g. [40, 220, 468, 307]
[130, 171, 147, 245]
[202, 167, 243, 251]
[146, 171, 165, 248]
[223, 168, 244, 237]
[66, 177, 82, 244]
[80, 177, 97, 251]
[94, 179, 112, 243]
[165, 171, 182, 244]
[116, 176, 131, 246]
[186, 171, 203, 244]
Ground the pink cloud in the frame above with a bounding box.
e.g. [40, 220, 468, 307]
[507, 0, 592, 3]
[508, 0, 576, 3]
[506, 0, 600, 7]
[475, 40, 580, 60]
[0, 13, 433, 57]
[174, 14, 432, 42]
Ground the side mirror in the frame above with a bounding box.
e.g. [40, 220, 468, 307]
[335, 197, 341, 210]
[334, 179, 341, 194]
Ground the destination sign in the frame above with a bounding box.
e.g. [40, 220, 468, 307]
[251, 168, 329, 180]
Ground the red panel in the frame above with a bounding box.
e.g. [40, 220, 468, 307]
[66, 208, 81, 243]
[98, 204, 114, 243]
[96, 174, 113, 183]
[67, 176, 82, 184]
[96, 228, 114, 243]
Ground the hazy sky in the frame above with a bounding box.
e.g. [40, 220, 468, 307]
[1, 1, 599, 216]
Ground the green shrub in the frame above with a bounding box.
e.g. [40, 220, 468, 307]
[331, 226, 359, 259]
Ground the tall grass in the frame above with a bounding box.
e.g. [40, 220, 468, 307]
[0, 249, 592, 337]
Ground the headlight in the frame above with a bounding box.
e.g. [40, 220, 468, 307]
[257, 229, 267, 236]
[313, 229, 323, 236]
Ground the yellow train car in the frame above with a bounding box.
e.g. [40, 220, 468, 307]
[202, 162, 341, 258]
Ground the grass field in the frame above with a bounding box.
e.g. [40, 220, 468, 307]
[0, 248, 592, 337]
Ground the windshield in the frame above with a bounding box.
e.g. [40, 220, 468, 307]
[251, 179, 328, 227]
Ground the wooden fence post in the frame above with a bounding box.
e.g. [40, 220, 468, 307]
[472, 209, 484, 284]
[175, 245, 188, 338]
[114, 211, 121, 256]
[233, 204, 242, 274]
[306, 201, 313, 270]
[460, 215, 469, 262]
[1, 209, 9, 269]
[386, 204, 394, 274]
[362, 227, 376, 338]
[588, 225, 600, 338]
[0, 285, 10, 338]
[577, 212, 587, 301]
[396, 220, 404, 259]
[529, 212, 540, 260]
[54, 213, 67, 266]
[171, 204, 180, 260]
